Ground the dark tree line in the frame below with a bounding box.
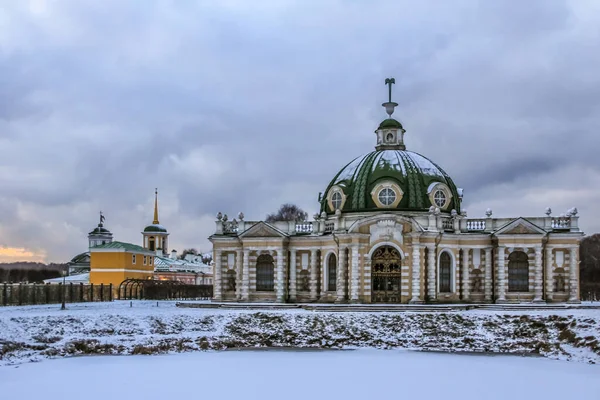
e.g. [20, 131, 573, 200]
[580, 233, 600, 301]
[0, 268, 62, 283]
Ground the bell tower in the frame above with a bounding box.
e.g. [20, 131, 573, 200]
[142, 188, 169, 255]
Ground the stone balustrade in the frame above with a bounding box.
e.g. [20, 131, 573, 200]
[214, 211, 581, 236]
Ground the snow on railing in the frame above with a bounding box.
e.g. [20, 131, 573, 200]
[466, 219, 486, 231]
[442, 219, 454, 231]
[551, 216, 571, 230]
[295, 222, 313, 234]
[325, 222, 334, 233]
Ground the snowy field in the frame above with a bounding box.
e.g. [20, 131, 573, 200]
[1, 301, 599, 366]
[1, 350, 599, 400]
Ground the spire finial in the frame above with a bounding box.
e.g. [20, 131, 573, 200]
[153, 188, 159, 224]
[382, 77, 398, 117]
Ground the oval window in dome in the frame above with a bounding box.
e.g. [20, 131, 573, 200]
[378, 188, 396, 206]
[434, 190, 447, 207]
[332, 191, 343, 210]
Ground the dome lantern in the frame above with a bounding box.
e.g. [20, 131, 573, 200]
[375, 77, 406, 151]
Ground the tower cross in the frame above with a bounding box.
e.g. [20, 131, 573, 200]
[385, 77, 395, 103]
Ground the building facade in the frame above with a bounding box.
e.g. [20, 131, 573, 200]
[209, 80, 583, 304]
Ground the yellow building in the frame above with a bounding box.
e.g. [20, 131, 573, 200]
[89, 241, 156, 289]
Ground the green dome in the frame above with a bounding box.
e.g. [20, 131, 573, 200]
[89, 226, 111, 235]
[320, 149, 461, 214]
[143, 224, 168, 233]
[378, 118, 403, 129]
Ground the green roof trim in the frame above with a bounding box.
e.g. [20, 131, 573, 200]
[378, 118, 403, 129]
[92, 241, 152, 253]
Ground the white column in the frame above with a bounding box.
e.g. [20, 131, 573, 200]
[320, 252, 328, 297]
[336, 247, 346, 302]
[461, 248, 470, 301]
[310, 249, 318, 300]
[484, 248, 492, 302]
[496, 246, 506, 302]
[235, 249, 242, 300]
[426, 245, 436, 301]
[545, 247, 553, 302]
[350, 245, 359, 302]
[289, 249, 297, 302]
[213, 250, 222, 301]
[568, 247, 579, 302]
[410, 237, 422, 303]
[533, 246, 543, 302]
[276, 247, 285, 302]
[242, 249, 250, 301]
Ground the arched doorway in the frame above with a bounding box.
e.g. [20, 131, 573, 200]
[256, 254, 275, 292]
[371, 246, 402, 303]
[508, 251, 529, 292]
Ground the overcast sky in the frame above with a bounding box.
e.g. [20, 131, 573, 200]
[1, 0, 599, 263]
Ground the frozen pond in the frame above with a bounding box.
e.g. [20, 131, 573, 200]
[1, 349, 598, 400]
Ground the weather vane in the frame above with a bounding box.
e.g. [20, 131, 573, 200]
[382, 77, 398, 117]
[99, 211, 105, 225]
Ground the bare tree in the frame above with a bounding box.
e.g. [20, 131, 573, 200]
[179, 248, 198, 260]
[581, 234, 600, 301]
[265, 203, 308, 223]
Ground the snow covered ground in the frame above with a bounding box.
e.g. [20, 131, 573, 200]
[1, 301, 599, 366]
[1, 350, 599, 400]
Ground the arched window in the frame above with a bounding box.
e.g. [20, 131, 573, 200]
[508, 251, 529, 292]
[226, 269, 236, 292]
[327, 253, 337, 292]
[149, 237, 156, 251]
[299, 270, 310, 292]
[439, 251, 452, 293]
[256, 254, 274, 291]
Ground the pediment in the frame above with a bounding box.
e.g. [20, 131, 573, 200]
[494, 218, 546, 235]
[239, 222, 288, 238]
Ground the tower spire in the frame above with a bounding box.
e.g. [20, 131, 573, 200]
[153, 188, 159, 224]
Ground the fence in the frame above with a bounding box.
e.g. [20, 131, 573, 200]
[1, 283, 113, 306]
[118, 279, 213, 300]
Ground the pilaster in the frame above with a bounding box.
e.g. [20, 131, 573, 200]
[496, 246, 506, 302]
[235, 249, 242, 300]
[276, 247, 285, 303]
[426, 245, 436, 301]
[289, 249, 297, 302]
[336, 247, 346, 302]
[350, 245, 359, 302]
[461, 248, 470, 301]
[545, 247, 553, 302]
[409, 236, 422, 304]
[568, 247, 580, 303]
[484, 247, 492, 302]
[213, 250, 222, 301]
[242, 249, 250, 301]
[533, 246, 543, 302]
[310, 249, 318, 301]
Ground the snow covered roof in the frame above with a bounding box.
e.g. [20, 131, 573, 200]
[44, 273, 90, 284]
[154, 256, 211, 274]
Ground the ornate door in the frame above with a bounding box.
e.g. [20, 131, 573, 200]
[371, 246, 402, 303]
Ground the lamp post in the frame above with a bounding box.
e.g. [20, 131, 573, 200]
[61, 267, 67, 310]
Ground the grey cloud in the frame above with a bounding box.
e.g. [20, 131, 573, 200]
[1, 0, 599, 261]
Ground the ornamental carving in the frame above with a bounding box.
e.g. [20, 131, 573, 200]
[505, 224, 537, 234]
